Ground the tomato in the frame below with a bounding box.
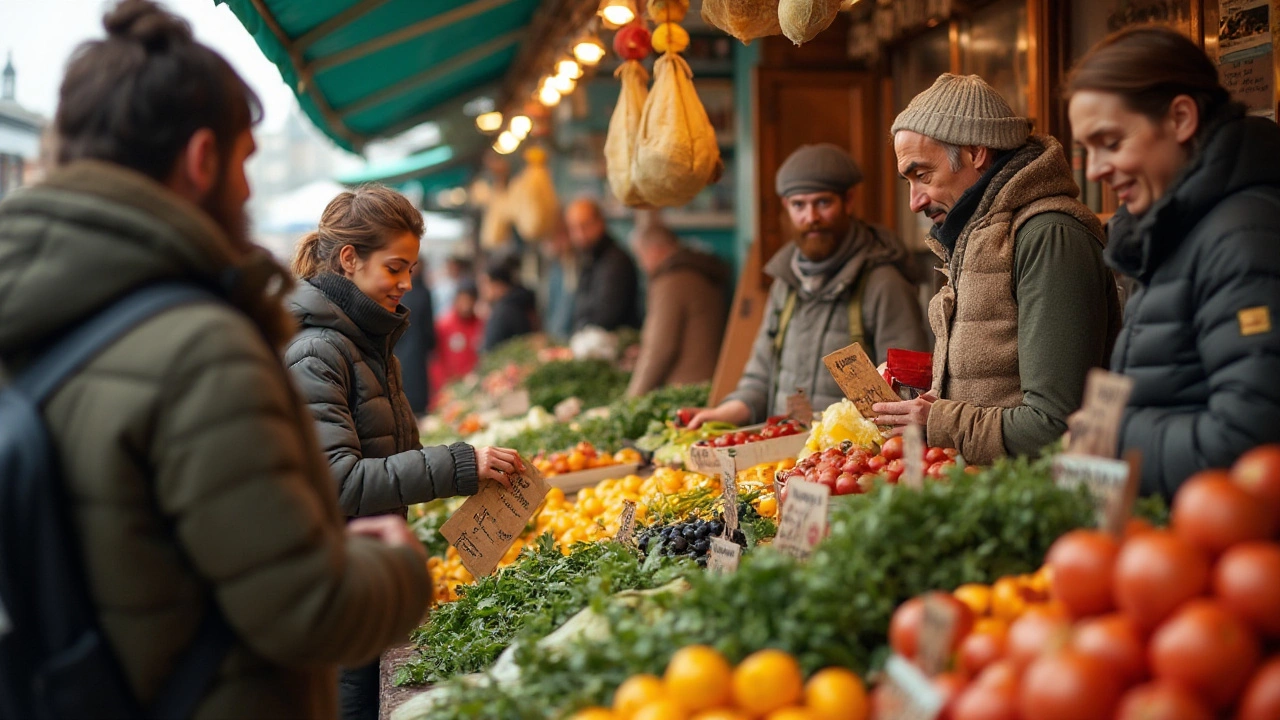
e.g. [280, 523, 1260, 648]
[841, 453, 868, 475]
[1113, 530, 1210, 630]
[958, 628, 1006, 678]
[1018, 650, 1123, 720]
[1150, 599, 1261, 709]
[944, 448, 959, 458]
[766, 415, 788, 426]
[1231, 444, 1280, 518]
[867, 455, 887, 472]
[712, 435, 728, 448]
[1124, 517, 1155, 539]
[881, 436, 904, 461]
[933, 672, 966, 719]
[1238, 656, 1280, 720]
[951, 675, 1018, 720]
[1213, 541, 1280, 639]
[1171, 471, 1276, 556]
[1006, 607, 1071, 673]
[927, 462, 950, 479]
[759, 426, 779, 440]
[889, 597, 925, 659]
[834, 473, 859, 496]
[1115, 682, 1213, 720]
[926, 446, 949, 464]
[886, 459, 905, 483]
[1071, 613, 1148, 688]
[1046, 529, 1120, 618]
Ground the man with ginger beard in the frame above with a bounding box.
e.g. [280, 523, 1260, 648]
[688, 144, 929, 427]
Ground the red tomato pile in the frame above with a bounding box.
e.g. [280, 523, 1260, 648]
[779, 437, 960, 497]
[872, 444, 1280, 720]
[694, 415, 806, 448]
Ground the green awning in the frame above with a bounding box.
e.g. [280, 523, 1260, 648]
[335, 145, 454, 185]
[218, 0, 544, 152]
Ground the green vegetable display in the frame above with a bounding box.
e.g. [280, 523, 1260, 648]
[405, 453, 1098, 719]
[524, 360, 631, 412]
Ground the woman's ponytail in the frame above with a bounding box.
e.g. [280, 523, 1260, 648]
[291, 231, 326, 279]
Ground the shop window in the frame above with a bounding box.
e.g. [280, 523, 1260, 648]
[960, 0, 1030, 119]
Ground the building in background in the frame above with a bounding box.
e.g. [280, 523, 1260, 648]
[0, 51, 46, 199]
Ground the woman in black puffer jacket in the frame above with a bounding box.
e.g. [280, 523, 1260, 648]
[1068, 27, 1280, 500]
[284, 185, 522, 720]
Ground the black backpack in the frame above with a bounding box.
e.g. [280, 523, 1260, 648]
[0, 283, 234, 720]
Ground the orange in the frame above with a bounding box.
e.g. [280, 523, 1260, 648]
[803, 668, 868, 720]
[569, 707, 617, 720]
[613, 674, 666, 719]
[973, 617, 1010, 642]
[953, 584, 992, 617]
[690, 711, 749, 720]
[632, 698, 689, 720]
[991, 577, 1028, 621]
[765, 709, 820, 720]
[756, 497, 778, 518]
[664, 645, 733, 712]
[732, 649, 803, 716]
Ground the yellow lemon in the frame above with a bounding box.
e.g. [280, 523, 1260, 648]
[613, 674, 666, 719]
[663, 645, 733, 712]
[803, 668, 867, 720]
[732, 650, 803, 716]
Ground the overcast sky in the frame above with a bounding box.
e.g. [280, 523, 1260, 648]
[1, 0, 300, 132]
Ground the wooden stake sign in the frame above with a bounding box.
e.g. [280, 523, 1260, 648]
[786, 387, 814, 425]
[441, 464, 549, 578]
[1067, 369, 1134, 458]
[775, 478, 830, 560]
[1053, 450, 1142, 536]
[823, 343, 900, 424]
[903, 424, 925, 489]
[706, 536, 741, 573]
[881, 654, 945, 720]
[918, 593, 961, 676]
[719, 448, 739, 536]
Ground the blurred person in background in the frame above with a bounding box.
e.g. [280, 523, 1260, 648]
[430, 281, 483, 393]
[540, 216, 577, 341]
[481, 256, 536, 352]
[565, 197, 640, 331]
[626, 224, 730, 396]
[392, 263, 436, 416]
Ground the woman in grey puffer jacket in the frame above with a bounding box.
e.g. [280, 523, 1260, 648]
[284, 185, 522, 720]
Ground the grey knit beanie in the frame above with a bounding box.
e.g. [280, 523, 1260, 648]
[891, 74, 1031, 150]
[775, 143, 864, 197]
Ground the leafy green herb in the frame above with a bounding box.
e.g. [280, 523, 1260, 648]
[525, 360, 631, 412]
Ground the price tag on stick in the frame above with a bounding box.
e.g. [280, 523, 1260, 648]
[786, 387, 814, 425]
[881, 655, 944, 720]
[441, 461, 549, 578]
[1053, 453, 1134, 532]
[1067, 369, 1133, 458]
[1103, 451, 1143, 538]
[903, 424, 925, 489]
[774, 479, 830, 560]
[614, 499, 638, 545]
[719, 448, 739, 536]
[918, 593, 961, 676]
[706, 536, 742, 573]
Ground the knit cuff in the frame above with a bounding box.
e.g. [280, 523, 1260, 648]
[449, 442, 480, 496]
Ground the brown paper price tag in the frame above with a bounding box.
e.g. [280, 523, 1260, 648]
[1067, 369, 1134, 458]
[719, 449, 739, 536]
[823, 343, 900, 424]
[774, 479, 830, 560]
[614, 499, 638, 544]
[687, 444, 720, 474]
[706, 536, 741, 573]
[440, 463, 549, 578]
[918, 593, 960, 676]
[786, 387, 814, 425]
[499, 389, 531, 418]
[903, 424, 925, 489]
[881, 655, 945, 720]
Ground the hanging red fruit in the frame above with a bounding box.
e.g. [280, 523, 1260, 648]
[613, 23, 652, 61]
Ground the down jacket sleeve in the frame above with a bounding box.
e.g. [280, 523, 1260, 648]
[149, 306, 430, 666]
[1120, 210, 1280, 497]
[286, 334, 478, 516]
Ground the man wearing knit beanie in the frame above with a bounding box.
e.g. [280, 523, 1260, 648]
[873, 74, 1122, 465]
[687, 144, 929, 427]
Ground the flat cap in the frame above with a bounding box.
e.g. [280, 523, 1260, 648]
[775, 143, 864, 197]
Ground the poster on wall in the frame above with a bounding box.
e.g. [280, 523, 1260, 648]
[1218, 0, 1276, 119]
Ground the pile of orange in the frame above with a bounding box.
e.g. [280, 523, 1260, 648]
[570, 646, 868, 720]
[872, 444, 1280, 720]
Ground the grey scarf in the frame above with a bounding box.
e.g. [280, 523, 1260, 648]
[790, 226, 860, 295]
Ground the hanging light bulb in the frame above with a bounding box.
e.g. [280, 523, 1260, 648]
[556, 58, 583, 80]
[475, 111, 503, 133]
[598, 0, 635, 28]
[550, 74, 576, 94]
[509, 115, 532, 140]
[538, 83, 562, 107]
[573, 35, 607, 65]
[493, 131, 519, 155]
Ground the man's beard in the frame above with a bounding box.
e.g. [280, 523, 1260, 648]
[793, 217, 851, 262]
[200, 172, 252, 252]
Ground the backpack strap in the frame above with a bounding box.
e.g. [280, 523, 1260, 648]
[772, 289, 799, 355]
[11, 281, 235, 720]
[846, 266, 871, 351]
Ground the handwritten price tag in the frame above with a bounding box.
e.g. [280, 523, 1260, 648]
[707, 536, 741, 573]
[1067, 369, 1133, 459]
[1053, 451, 1141, 536]
[774, 479, 829, 561]
[440, 463, 549, 578]
[719, 448, 739, 536]
[615, 499, 638, 545]
[823, 343, 900, 426]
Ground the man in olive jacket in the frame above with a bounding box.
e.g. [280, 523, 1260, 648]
[0, 4, 431, 717]
[690, 144, 929, 426]
[878, 74, 1123, 464]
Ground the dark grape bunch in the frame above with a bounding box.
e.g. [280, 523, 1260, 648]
[636, 502, 757, 566]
